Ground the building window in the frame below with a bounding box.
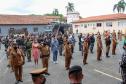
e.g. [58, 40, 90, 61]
[23, 28, 27, 31]
[106, 22, 112, 27]
[75, 25, 79, 28]
[33, 27, 38, 32]
[118, 21, 123, 27]
[84, 24, 87, 28]
[93, 24, 95, 27]
[96, 23, 102, 27]
[81, 24, 83, 27]
[10, 28, 14, 30]
[10, 28, 15, 32]
[48, 27, 51, 29]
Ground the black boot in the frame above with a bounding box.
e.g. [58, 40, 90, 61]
[18, 80, 23, 82]
[90, 49, 93, 54]
[15, 81, 19, 84]
[106, 52, 110, 58]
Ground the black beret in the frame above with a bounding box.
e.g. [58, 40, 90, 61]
[69, 65, 82, 75]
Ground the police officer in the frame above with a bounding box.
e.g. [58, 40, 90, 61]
[30, 68, 47, 84]
[97, 35, 103, 61]
[86, 33, 91, 48]
[63, 35, 68, 56]
[112, 35, 117, 55]
[10, 43, 25, 84]
[63, 35, 68, 46]
[112, 30, 116, 37]
[118, 30, 121, 40]
[83, 38, 89, 65]
[112, 30, 117, 55]
[105, 35, 111, 58]
[7, 42, 14, 70]
[39, 42, 50, 75]
[64, 41, 72, 70]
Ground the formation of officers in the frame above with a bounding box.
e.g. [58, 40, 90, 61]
[1, 30, 124, 84]
[78, 30, 122, 65]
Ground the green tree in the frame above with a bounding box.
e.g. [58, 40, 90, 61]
[66, 2, 75, 13]
[113, 0, 126, 13]
[44, 8, 66, 22]
[53, 9, 59, 15]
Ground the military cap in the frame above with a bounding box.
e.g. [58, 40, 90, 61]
[30, 68, 47, 78]
[69, 65, 82, 75]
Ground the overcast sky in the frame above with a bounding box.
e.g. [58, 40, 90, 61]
[0, 0, 125, 17]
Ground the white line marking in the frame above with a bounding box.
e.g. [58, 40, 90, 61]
[94, 69, 122, 81]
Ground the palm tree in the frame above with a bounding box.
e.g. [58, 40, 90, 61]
[113, 0, 126, 13]
[66, 2, 75, 13]
[53, 9, 59, 15]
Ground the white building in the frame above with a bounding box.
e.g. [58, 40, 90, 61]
[72, 13, 126, 34]
[67, 11, 80, 23]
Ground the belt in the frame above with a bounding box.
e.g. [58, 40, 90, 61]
[42, 55, 49, 58]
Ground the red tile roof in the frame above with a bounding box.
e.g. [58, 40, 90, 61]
[73, 13, 126, 23]
[0, 15, 60, 25]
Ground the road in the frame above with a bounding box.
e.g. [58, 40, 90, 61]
[0, 35, 124, 84]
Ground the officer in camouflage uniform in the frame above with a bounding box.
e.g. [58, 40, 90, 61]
[25, 39, 32, 62]
[90, 33, 95, 53]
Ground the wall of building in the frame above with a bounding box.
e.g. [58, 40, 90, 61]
[0, 24, 52, 36]
[67, 12, 80, 23]
[72, 19, 126, 34]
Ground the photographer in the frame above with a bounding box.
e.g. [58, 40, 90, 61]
[120, 42, 126, 84]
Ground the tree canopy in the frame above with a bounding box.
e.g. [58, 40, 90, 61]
[113, 0, 126, 13]
[44, 9, 65, 22]
[53, 9, 59, 15]
[66, 2, 75, 13]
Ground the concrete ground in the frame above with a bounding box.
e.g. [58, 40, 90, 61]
[0, 35, 124, 84]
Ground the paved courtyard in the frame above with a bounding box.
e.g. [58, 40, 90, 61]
[0, 35, 124, 84]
